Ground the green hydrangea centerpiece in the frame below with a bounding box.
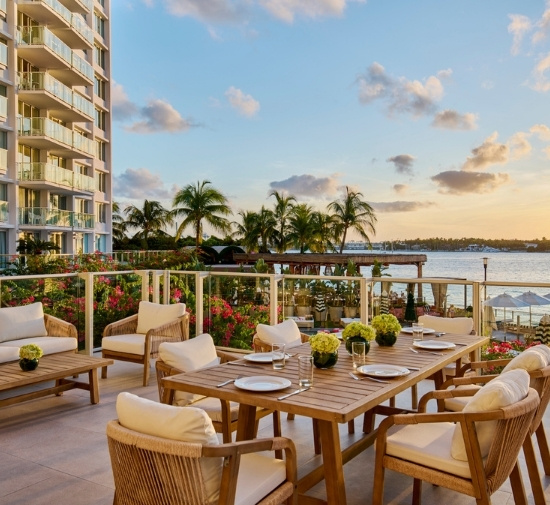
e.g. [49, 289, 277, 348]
[341, 321, 376, 342]
[19, 344, 44, 361]
[309, 332, 341, 354]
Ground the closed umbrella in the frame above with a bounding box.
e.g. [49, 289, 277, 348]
[514, 291, 550, 327]
[483, 293, 529, 340]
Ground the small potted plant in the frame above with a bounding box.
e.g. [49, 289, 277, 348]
[342, 321, 376, 355]
[371, 314, 402, 347]
[19, 344, 43, 371]
[309, 332, 341, 369]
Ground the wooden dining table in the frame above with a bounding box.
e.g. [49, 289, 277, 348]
[162, 332, 488, 505]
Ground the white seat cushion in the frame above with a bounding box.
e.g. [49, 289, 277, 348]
[256, 319, 302, 348]
[116, 392, 222, 504]
[191, 396, 240, 422]
[444, 385, 482, 412]
[235, 452, 287, 505]
[2, 336, 77, 355]
[386, 422, 473, 479]
[502, 346, 550, 373]
[0, 346, 20, 363]
[102, 334, 145, 354]
[136, 301, 186, 334]
[0, 302, 47, 343]
[418, 315, 474, 334]
[451, 368, 530, 461]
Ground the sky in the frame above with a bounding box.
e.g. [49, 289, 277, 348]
[111, 0, 550, 243]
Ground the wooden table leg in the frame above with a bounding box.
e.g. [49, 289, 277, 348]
[89, 368, 100, 404]
[236, 404, 258, 441]
[317, 419, 347, 504]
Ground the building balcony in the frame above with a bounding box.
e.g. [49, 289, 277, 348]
[17, 162, 95, 193]
[60, 0, 92, 14]
[18, 207, 94, 228]
[0, 200, 7, 222]
[16, 26, 94, 85]
[17, 72, 94, 122]
[0, 148, 8, 173]
[17, 0, 94, 48]
[18, 117, 95, 158]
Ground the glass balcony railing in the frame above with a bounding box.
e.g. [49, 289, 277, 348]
[0, 200, 7, 222]
[72, 130, 95, 156]
[18, 207, 94, 228]
[73, 171, 95, 192]
[0, 149, 7, 171]
[0, 95, 7, 118]
[0, 41, 7, 66]
[17, 162, 93, 192]
[0, 0, 6, 13]
[18, 72, 94, 119]
[71, 13, 94, 45]
[16, 26, 93, 83]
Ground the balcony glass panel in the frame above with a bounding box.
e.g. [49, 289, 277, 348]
[0, 0, 6, 13]
[0, 200, 7, 222]
[72, 92, 94, 118]
[18, 117, 73, 147]
[0, 41, 7, 66]
[73, 172, 94, 191]
[41, 0, 72, 24]
[72, 211, 94, 228]
[71, 53, 94, 81]
[71, 14, 94, 45]
[0, 148, 8, 171]
[72, 131, 95, 156]
[18, 162, 74, 187]
[0, 95, 6, 118]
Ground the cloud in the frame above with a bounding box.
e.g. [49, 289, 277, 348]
[371, 201, 436, 213]
[431, 171, 510, 195]
[432, 110, 478, 130]
[508, 131, 532, 160]
[508, 14, 532, 55]
[161, 0, 245, 22]
[357, 62, 445, 117]
[462, 132, 509, 171]
[269, 174, 340, 197]
[113, 168, 179, 200]
[544, 146, 550, 159]
[258, 0, 365, 23]
[532, 2, 550, 44]
[126, 99, 193, 133]
[531, 52, 550, 92]
[225, 86, 260, 117]
[112, 82, 139, 121]
[392, 184, 408, 194]
[387, 154, 415, 175]
[531, 123, 550, 141]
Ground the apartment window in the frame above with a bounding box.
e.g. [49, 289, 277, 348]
[96, 139, 106, 161]
[95, 107, 106, 130]
[0, 130, 6, 149]
[96, 171, 106, 192]
[94, 13, 105, 37]
[0, 183, 6, 200]
[77, 164, 89, 176]
[95, 44, 105, 70]
[95, 202, 106, 223]
[94, 76, 106, 99]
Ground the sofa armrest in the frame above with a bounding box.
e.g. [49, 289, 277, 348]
[44, 314, 78, 339]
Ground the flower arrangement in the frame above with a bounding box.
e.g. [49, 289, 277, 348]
[19, 344, 43, 360]
[309, 332, 341, 354]
[342, 322, 375, 342]
[481, 339, 536, 374]
[371, 314, 402, 335]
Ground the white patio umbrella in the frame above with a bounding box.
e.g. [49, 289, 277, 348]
[515, 291, 550, 327]
[483, 293, 529, 340]
[543, 293, 550, 301]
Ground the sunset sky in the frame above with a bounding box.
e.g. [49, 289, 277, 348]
[111, 1, 550, 242]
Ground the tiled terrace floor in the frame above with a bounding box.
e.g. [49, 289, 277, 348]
[1, 355, 549, 505]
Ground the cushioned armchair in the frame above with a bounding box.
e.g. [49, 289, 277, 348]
[102, 301, 189, 386]
[156, 334, 281, 444]
[108, 392, 297, 505]
[373, 370, 539, 505]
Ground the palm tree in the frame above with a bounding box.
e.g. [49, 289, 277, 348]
[287, 204, 315, 253]
[254, 206, 277, 253]
[232, 210, 260, 252]
[124, 200, 172, 249]
[112, 201, 127, 245]
[327, 186, 377, 253]
[309, 211, 338, 253]
[269, 190, 296, 253]
[172, 180, 232, 248]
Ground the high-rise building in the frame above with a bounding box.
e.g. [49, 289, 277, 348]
[0, 0, 111, 257]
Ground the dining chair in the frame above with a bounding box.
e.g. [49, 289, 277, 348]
[108, 392, 297, 505]
[101, 301, 189, 386]
[373, 369, 539, 505]
[156, 333, 282, 444]
[434, 345, 550, 505]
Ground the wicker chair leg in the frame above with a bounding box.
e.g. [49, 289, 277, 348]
[522, 436, 546, 505]
[535, 424, 550, 475]
[142, 360, 150, 387]
[509, 464, 529, 505]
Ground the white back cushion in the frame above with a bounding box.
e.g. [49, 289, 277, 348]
[0, 303, 47, 343]
[418, 315, 474, 334]
[502, 346, 550, 373]
[136, 301, 185, 334]
[116, 392, 222, 503]
[451, 369, 530, 461]
[159, 333, 219, 406]
[256, 319, 302, 348]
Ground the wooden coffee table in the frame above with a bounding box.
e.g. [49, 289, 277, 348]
[0, 353, 113, 407]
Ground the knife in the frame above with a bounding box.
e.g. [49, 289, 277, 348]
[278, 387, 310, 400]
[227, 361, 265, 369]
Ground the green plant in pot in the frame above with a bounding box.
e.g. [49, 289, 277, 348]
[371, 314, 402, 347]
[19, 344, 43, 371]
[342, 321, 375, 355]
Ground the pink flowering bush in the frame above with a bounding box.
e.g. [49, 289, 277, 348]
[481, 339, 537, 374]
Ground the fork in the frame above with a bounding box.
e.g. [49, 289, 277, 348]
[348, 372, 389, 384]
[217, 375, 242, 387]
[409, 347, 443, 356]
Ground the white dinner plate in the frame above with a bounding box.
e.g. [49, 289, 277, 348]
[413, 340, 456, 350]
[234, 376, 292, 392]
[401, 327, 435, 334]
[243, 353, 290, 363]
[357, 364, 410, 378]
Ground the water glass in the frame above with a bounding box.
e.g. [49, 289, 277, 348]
[412, 323, 424, 342]
[272, 343, 286, 370]
[351, 341, 366, 370]
[298, 355, 314, 389]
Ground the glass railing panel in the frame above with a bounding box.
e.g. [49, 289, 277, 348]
[0, 41, 7, 66]
[72, 131, 95, 155]
[71, 52, 94, 81]
[76, 0, 93, 12]
[43, 0, 72, 24]
[0, 0, 6, 14]
[0, 149, 7, 171]
[72, 92, 94, 118]
[44, 73, 72, 105]
[46, 208, 71, 226]
[71, 13, 94, 44]
[72, 211, 94, 228]
[18, 207, 46, 225]
[73, 172, 94, 191]
[0, 95, 6, 118]
[0, 200, 7, 222]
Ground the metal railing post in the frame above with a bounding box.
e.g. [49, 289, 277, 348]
[195, 272, 206, 336]
[270, 274, 283, 324]
[360, 277, 369, 323]
[163, 270, 170, 305]
[135, 270, 150, 302]
[78, 272, 94, 356]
